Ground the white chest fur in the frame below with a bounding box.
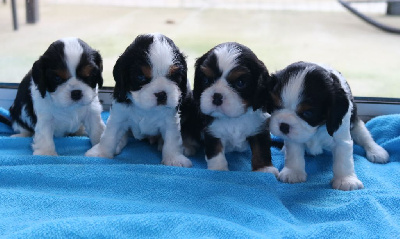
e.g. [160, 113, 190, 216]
[208, 108, 269, 152]
[32, 91, 91, 137]
[51, 106, 89, 137]
[120, 103, 177, 140]
[305, 125, 335, 155]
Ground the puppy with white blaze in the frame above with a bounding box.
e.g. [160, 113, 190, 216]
[192, 42, 278, 175]
[256, 61, 389, 191]
[85, 33, 192, 167]
[8, 38, 105, 156]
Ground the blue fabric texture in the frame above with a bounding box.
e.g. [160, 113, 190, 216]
[0, 107, 399, 238]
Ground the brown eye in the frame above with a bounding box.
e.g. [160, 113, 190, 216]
[301, 110, 313, 119]
[203, 77, 210, 85]
[137, 75, 148, 83]
[235, 78, 246, 89]
[54, 76, 63, 84]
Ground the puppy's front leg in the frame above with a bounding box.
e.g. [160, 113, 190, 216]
[32, 117, 57, 156]
[248, 131, 278, 177]
[85, 113, 127, 159]
[84, 106, 106, 146]
[204, 131, 228, 171]
[160, 118, 192, 168]
[331, 128, 364, 191]
[278, 140, 307, 183]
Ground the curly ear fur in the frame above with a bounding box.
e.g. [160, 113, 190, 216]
[32, 59, 47, 98]
[253, 72, 271, 110]
[326, 73, 350, 136]
[112, 57, 130, 103]
[253, 70, 275, 112]
[175, 53, 188, 99]
[192, 53, 209, 103]
[93, 50, 103, 88]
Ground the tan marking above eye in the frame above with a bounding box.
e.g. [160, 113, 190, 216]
[168, 65, 180, 76]
[54, 69, 71, 80]
[141, 65, 152, 79]
[297, 103, 313, 113]
[270, 92, 282, 107]
[200, 66, 215, 79]
[227, 67, 249, 82]
[80, 65, 93, 78]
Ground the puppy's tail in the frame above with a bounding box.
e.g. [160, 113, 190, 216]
[0, 114, 12, 127]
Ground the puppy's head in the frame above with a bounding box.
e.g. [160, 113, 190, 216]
[267, 62, 350, 143]
[112, 33, 187, 110]
[32, 38, 103, 107]
[193, 42, 269, 118]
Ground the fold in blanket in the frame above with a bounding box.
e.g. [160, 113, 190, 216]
[0, 107, 399, 238]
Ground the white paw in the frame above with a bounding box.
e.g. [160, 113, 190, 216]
[366, 145, 389, 164]
[74, 125, 87, 136]
[255, 166, 279, 177]
[11, 132, 33, 137]
[331, 175, 364, 191]
[307, 145, 323, 156]
[115, 135, 128, 155]
[33, 149, 58, 156]
[207, 163, 229, 171]
[162, 154, 192, 168]
[306, 141, 323, 156]
[206, 153, 229, 171]
[278, 167, 307, 183]
[85, 144, 114, 159]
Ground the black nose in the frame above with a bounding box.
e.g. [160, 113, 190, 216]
[280, 123, 290, 135]
[71, 90, 82, 101]
[155, 91, 167, 105]
[212, 93, 223, 106]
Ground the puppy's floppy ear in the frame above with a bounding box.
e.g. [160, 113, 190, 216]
[253, 71, 276, 113]
[93, 50, 103, 88]
[112, 56, 130, 103]
[192, 57, 206, 102]
[326, 73, 350, 136]
[175, 52, 188, 98]
[32, 59, 47, 98]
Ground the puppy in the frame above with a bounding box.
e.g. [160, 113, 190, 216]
[85, 33, 192, 167]
[192, 42, 278, 175]
[9, 38, 105, 156]
[256, 61, 389, 190]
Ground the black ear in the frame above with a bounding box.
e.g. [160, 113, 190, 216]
[32, 59, 47, 98]
[177, 53, 188, 98]
[253, 72, 276, 113]
[192, 58, 205, 103]
[112, 57, 129, 103]
[326, 73, 350, 136]
[93, 51, 103, 88]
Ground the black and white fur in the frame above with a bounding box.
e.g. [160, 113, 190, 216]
[256, 61, 389, 190]
[192, 42, 278, 175]
[9, 37, 105, 156]
[85, 33, 192, 167]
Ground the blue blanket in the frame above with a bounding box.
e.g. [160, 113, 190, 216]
[0, 107, 399, 238]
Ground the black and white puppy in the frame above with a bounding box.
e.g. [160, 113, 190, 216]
[256, 61, 389, 190]
[85, 33, 192, 167]
[9, 37, 105, 156]
[192, 42, 278, 175]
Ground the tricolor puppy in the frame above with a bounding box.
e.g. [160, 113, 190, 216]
[257, 61, 389, 190]
[85, 33, 192, 167]
[9, 38, 105, 156]
[192, 42, 278, 175]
